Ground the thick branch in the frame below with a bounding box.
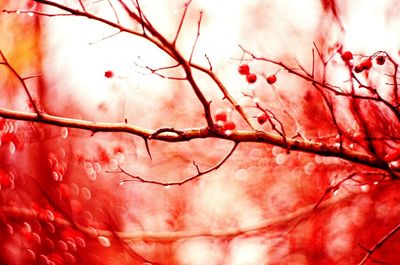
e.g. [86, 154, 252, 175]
[0, 107, 388, 170]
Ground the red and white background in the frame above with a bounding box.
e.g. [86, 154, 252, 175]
[1, 0, 400, 264]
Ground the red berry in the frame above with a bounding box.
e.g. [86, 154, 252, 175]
[341, 51, 353, 62]
[214, 109, 227, 122]
[354, 65, 362, 73]
[246, 73, 257, 84]
[266, 73, 277, 85]
[104, 70, 114, 78]
[238, 64, 250, 75]
[354, 58, 372, 73]
[222, 121, 236, 131]
[362, 58, 372, 70]
[256, 112, 268, 125]
[376, 55, 385, 65]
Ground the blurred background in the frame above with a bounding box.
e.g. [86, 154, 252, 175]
[1, 0, 400, 264]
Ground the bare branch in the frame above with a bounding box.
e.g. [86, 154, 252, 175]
[0, 107, 389, 170]
[148, 127, 184, 139]
[118, 142, 239, 186]
[205, 54, 212, 71]
[189, 11, 203, 63]
[78, 0, 86, 12]
[116, 0, 214, 127]
[2, 9, 74, 17]
[358, 223, 400, 265]
[172, 0, 192, 46]
[133, 59, 186, 80]
[134, 0, 147, 36]
[89, 30, 122, 45]
[107, 0, 120, 23]
[29, 0, 255, 129]
[0, 50, 41, 114]
[242, 91, 288, 149]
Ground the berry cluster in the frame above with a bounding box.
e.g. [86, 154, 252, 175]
[214, 108, 236, 132]
[238, 64, 257, 84]
[354, 58, 372, 73]
[238, 64, 277, 85]
[340, 51, 386, 73]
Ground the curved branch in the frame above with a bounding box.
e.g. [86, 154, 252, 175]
[118, 142, 239, 186]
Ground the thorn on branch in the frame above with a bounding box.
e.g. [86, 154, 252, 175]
[143, 137, 152, 160]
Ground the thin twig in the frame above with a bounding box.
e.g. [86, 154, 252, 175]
[118, 142, 239, 186]
[189, 11, 203, 63]
[172, 0, 192, 46]
[358, 223, 400, 265]
[0, 50, 41, 114]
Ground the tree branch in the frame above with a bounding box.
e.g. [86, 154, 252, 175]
[0, 107, 389, 170]
[118, 142, 239, 186]
[358, 222, 400, 265]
